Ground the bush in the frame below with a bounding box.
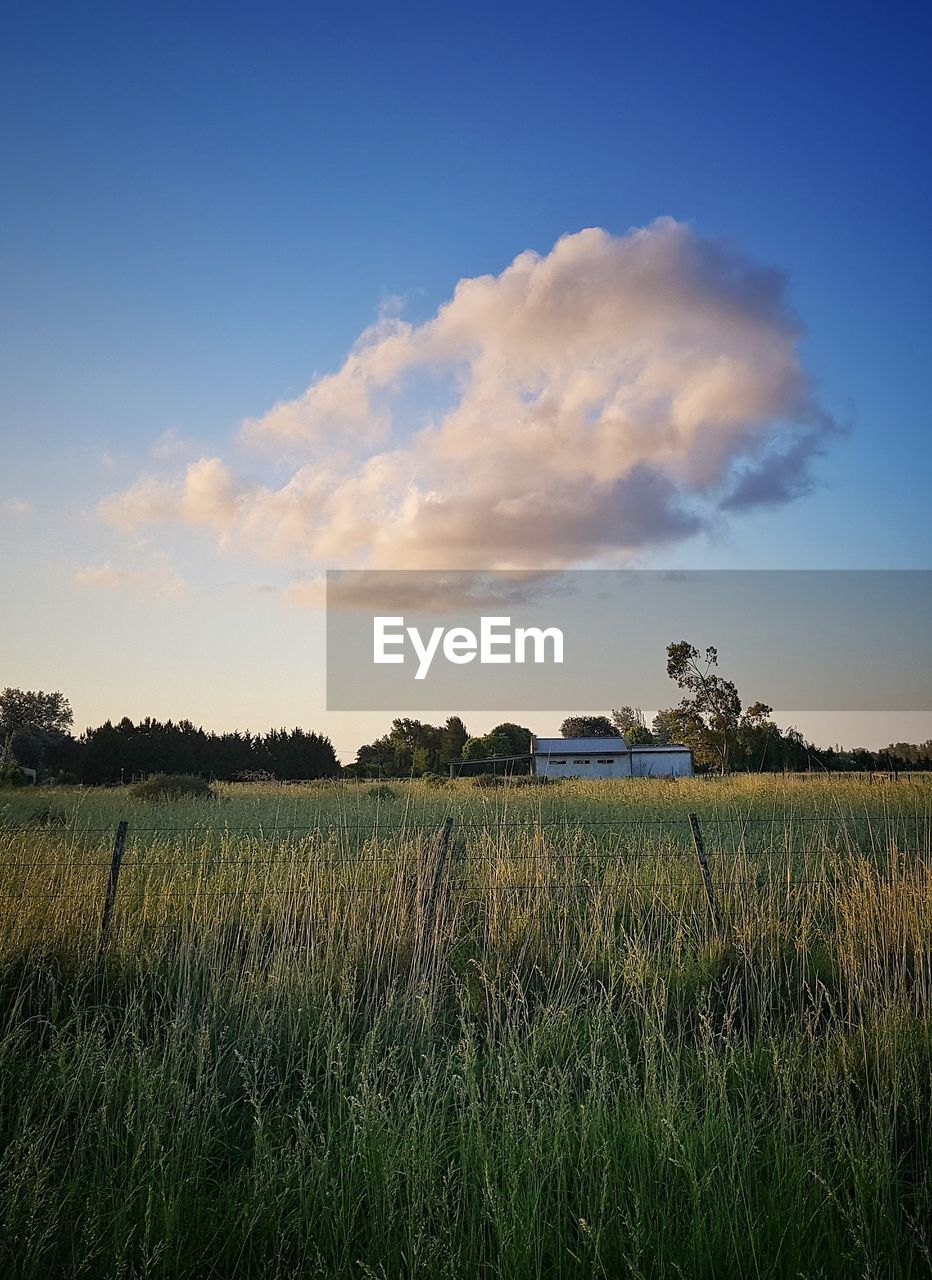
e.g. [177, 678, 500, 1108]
[130, 773, 215, 801]
[471, 772, 550, 788]
[366, 783, 398, 801]
[0, 760, 27, 788]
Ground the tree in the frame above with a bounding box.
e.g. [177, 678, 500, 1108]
[485, 723, 533, 762]
[0, 688, 73, 742]
[0, 688, 74, 775]
[665, 642, 743, 774]
[651, 708, 676, 746]
[440, 716, 469, 766]
[261, 727, 339, 780]
[460, 723, 533, 774]
[461, 737, 489, 763]
[610, 706, 656, 745]
[735, 701, 777, 771]
[559, 715, 616, 738]
[652, 703, 715, 766]
[349, 717, 469, 777]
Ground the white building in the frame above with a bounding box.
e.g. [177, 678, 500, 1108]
[531, 736, 693, 779]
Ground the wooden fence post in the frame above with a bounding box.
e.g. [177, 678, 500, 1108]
[98, 820, 128, 963]
[413, 816, 454, 985]
[688, 812, 722, 930]
[425, 816, 453, 922]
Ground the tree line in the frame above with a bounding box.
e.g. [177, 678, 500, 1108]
[349, 712, 931, 779]
[0, 690, 339, 784]
[348, 717, 534, 778]
[349, 640, 932, 776]
[2, 646, 930, 785]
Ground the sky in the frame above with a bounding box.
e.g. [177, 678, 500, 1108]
[1, 0, 930, 761]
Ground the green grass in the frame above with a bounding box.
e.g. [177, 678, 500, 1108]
[0, 776, 930, 1278]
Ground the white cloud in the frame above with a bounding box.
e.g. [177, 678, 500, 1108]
[151, 427, 199, 461]
[99, 457, 245, 535]
[100, 219, 837, 571]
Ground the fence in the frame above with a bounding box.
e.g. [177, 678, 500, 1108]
[2, 808, 928, 966]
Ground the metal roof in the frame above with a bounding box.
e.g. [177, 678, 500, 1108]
[532, 737, 691, 755]
[533, 736, 628, 754]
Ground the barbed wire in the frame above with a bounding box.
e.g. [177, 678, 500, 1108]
[2, 813, 928, 838]
[1, 844, 926, 872]
[80, 878, 883, 900]
[4, 872, 926, 896]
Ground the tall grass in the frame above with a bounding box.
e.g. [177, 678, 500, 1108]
[0, 777, 930, 1278]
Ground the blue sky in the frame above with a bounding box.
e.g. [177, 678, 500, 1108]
[1, 0, 930, 758]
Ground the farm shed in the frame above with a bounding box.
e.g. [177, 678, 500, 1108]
[531, 736, 693, 779]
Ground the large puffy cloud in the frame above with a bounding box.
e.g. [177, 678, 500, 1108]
[101, 218, 836, 571]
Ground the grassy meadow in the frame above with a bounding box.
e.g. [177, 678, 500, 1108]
[0, 774, 930, 1278]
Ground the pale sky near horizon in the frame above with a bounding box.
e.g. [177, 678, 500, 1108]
[2, 1, 930, 763]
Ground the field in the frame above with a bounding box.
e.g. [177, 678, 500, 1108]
[1, 775, 930, 1279]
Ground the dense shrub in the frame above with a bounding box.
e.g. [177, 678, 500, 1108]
[470, 772, 551, 788]
[420, 772, 451, 788]
[366, 784, 398, 801]
[130, 773, 215, 801]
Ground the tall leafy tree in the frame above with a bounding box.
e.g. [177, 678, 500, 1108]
[665, 642, 743, 774]
[0, 688, 73, 742]
[735, 701, 778, 771]
[0, 688, 74, 773]
[440, 716, 469, 766]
